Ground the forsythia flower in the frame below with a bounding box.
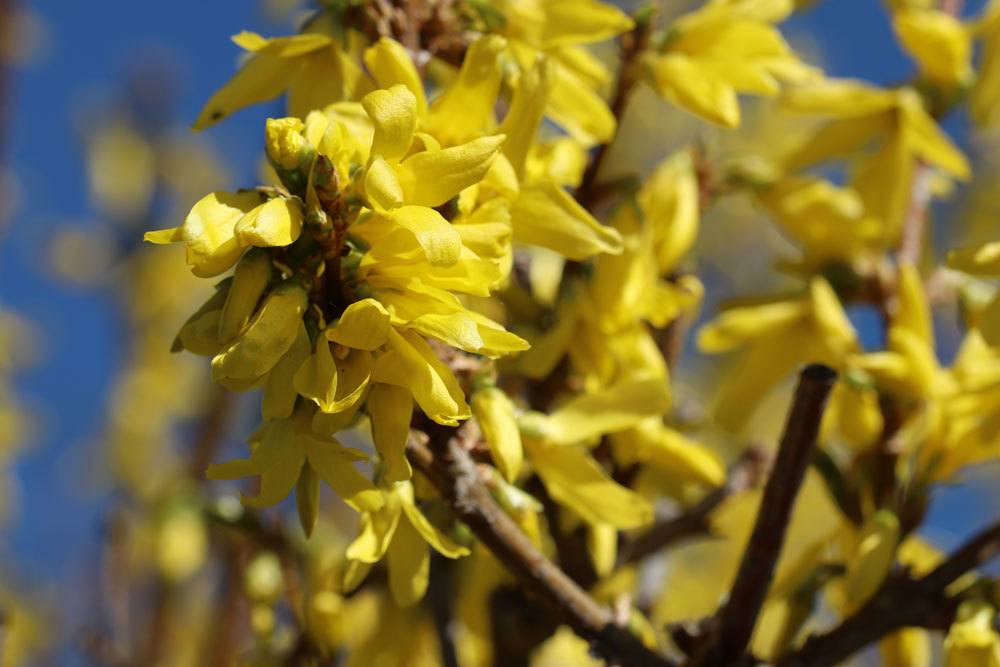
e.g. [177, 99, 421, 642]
[891, 6, 973, 88]
[944, 601, 1000, 667]
[193, 30, 368, 129]
[646, 0, 817, 127]
[781, 78, 970, 239]
[485, 0, 634, 145]
[345, 481, 470, 606]
[697, 277, 858, 430]
[756, 176, 883, 271]
[973, 1, 1000, 125]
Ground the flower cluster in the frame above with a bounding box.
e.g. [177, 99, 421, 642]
[135, 0, 1000, 663]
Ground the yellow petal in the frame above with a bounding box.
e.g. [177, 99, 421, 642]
[880, 628, 932, 667]
[143, 226, 182, 244]
[265, 117, 313, 171]
[397, 135, 506, 207]
[426, 35, 506, 145]
[372, 328, 471, 425]
[943, 601, 1000, 667]
[898, 89, 971, 179]
[294, 339, 339, 412]
[511, 181, 623, 259]
[305, 437, 383, 511]
[640, 150, 700, 271]
[207, 417, 304, 508]
[698, 298, 808, 353]
[174, 281, 229, 356]
[893, 8, 972, 87]
[182, 191, 263, 277]
[327, 298, 392, 351]
[363, 156, 404, 211]
[234, 197, 303, 248]
[367, 383, 413, 483]
[650, 55, 740, 128]
[500, 57, 550, 177]
[386, 510, 430, 606]
[895, 263, 933, 345]
[532, 0, 633, 49]
[364, 38, 427, 116]
[262, 321, 311, 420]
[193, 34, 334, 129]
[843, 510, 900, 613]
[212, 281, 308, 387]
[362, 85, 418, 161]
[384, 206, 462, 266]
[346, 500, 402, 563]
[633, 425, 726, 488]
[397, 482, 470, 559]
[544, 59, 616, 144]
[540, 377, 671, 444]
[527, 438, 653, 529]
[472, 386, 523, 482]
[219, 249, 272, 343]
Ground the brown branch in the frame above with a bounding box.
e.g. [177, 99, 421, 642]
[406, 429, 676, 667]
[705, 364, 837, 665]
[617, 448, 768, 567]
[776, 518, 1000, 667]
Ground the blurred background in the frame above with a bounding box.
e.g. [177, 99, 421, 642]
[0, 0, 996, 664]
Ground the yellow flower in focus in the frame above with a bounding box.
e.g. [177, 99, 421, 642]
[488, 0, 634, 145]
[193, 30, 368, 129]
[144, 191, 302, 277]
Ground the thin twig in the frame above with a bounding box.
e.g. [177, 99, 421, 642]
[406, 429, 676, 667]
[777, 518, 1000, 667]
[707, 364, 837, 665]
[617, 448, 767, 567]
[575, 7, 656, 212]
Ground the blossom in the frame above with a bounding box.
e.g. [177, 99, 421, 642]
[646, 0, 818, 127]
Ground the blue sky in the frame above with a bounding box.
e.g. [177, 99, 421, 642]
[0, 0, 995, 653]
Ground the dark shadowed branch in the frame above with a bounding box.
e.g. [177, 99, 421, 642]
[703, 364, 837, 665]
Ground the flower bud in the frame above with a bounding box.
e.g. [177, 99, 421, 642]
[265, 117, 314, 172]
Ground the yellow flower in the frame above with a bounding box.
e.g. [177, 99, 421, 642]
[207, 402, 383, 512]
[892, 7, 973, 88]
[193, 30, 368, 129]
[698, 277, 858, 430]
[144, 191, 302, 277]
[841, 510, 900, 614]
[972, 1, 1000, 125]
[757, 176, 883, 269]
[647, 0, 818, 127]
[472, 383, 523, 482]
[345, 481, 470, 606]
[944, 601, 1000, 667]
[488, 0, 634, 145]
[781, 79, 969, 239]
